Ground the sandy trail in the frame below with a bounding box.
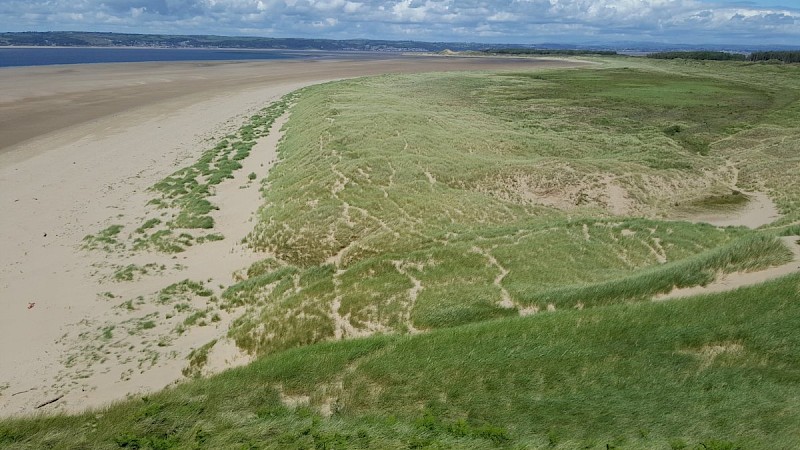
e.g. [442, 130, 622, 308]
[0, 55, 580, 416]
[656, 236, 800, 300]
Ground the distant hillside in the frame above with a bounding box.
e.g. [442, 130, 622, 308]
[0, 31, 511, 52]
[5, 32, 799, 54]
[482, 48, 618, 56]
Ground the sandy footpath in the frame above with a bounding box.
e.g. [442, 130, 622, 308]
[0, 55, 579, 416]
[656, 236, 800, 300]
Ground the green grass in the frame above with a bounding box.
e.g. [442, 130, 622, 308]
[249, 65, 792, 268]
[111, 263, 163, 282]
[16, 58, 800, 447]
[182, 339, 217, 378]
[517, 233, 791, 310]
[218, 61, 799, 355]
[157, 279, 213, 304]
[81, 224, 124, 252]
[3, 275, 800, 448]
[684, 190, 749, 210]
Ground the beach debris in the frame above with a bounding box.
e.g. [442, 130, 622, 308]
[27, 302, 36, 309]
[11, 388, 36, 396]
[35, 395, 64, 409]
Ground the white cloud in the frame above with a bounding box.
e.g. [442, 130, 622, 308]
[0, 0, 798, 44]
[343, 1, 362, 13]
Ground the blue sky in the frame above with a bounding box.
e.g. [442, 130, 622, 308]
[1, 0, 799, 45]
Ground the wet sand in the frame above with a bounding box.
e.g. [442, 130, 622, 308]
[0, 55, 579, 155]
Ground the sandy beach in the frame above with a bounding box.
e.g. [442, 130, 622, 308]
[0, 54, 581, 416]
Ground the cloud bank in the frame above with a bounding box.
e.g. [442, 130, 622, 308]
[2, 0, 799, 44]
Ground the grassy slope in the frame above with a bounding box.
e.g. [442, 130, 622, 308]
[6, 58, 800, 448]
[3, 275, 800, 448]
[226, 59, 796, 355]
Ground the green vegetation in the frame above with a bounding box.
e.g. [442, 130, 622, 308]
[111, 263, 164, 282]
[130, 92, 297, 252]
[182, 339, 217, 378]
[221, 60, 798, 355]
[82, 92, 297, 255]
[11, 58, 800, 446]
[81, 224, 124, 252]
[3, 275, 800, 448]
[157, 280, 213, 304]
[749, 51, 800, 63]
[647, 51, 746, 61]
[648, 50, 800, 64]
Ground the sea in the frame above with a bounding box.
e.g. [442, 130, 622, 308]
[0, 47, 335, 68]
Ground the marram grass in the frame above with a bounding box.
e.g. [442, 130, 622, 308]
[11, 57, 800, 448]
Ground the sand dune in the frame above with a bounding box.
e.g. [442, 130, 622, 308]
[0, 55, 580, 416]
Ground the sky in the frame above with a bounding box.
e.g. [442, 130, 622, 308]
[1, 0, 799, 46]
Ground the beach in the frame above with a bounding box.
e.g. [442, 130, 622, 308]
[0, 54, 581, 416]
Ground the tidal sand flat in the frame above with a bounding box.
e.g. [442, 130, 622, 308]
[0, 55, 580, 416]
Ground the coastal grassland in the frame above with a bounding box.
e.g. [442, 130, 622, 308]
[17, 58, 800, 446]
[249, 61, 795, 265]
[3, 275, 800, 448]
[222, 60, 798, 355]
[597, 57, 800, 227]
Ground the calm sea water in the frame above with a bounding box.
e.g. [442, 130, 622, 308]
[0, 47, 322, 68]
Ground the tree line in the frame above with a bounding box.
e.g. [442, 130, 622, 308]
[748, 51, 800, 63]
[647, 51, 746, 61]
[648, 50, 800, 63]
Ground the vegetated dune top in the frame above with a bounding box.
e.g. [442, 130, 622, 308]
[0, 54, 583, 155]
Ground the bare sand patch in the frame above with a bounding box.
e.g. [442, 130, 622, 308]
[677, 190, 781, 229]
[0, 55, 584, 416]
[678, 342, 745, 370]
[477, 168, 635, 216]
[656, 236, 800, 301]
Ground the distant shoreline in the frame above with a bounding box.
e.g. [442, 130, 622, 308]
[0, 46, 329, 68]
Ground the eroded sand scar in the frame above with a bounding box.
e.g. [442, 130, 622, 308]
[655, 185, 798, 299]
[656, 236, 800, 301]
[681, 190, 781, 229]
[659, 188, 798, 300]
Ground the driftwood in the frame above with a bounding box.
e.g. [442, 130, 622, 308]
[11, 388, 36, 396]
[35, 395, 64, 409]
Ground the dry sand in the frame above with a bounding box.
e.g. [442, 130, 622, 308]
[656, 236, 800, 301]
[679, 190, 782, 229]
[0, 55, 581, 416]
